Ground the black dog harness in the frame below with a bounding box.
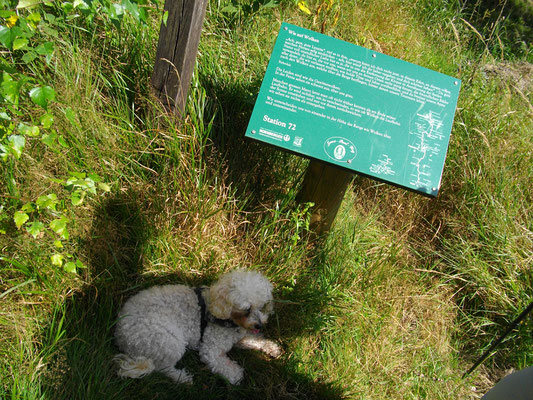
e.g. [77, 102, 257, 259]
[194, 287, 208, 339]
[194, 287, 238, 341]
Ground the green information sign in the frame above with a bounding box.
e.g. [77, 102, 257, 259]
[245, 23, 461, 197]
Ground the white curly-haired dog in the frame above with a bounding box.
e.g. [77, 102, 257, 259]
[113, 269, 281, 385]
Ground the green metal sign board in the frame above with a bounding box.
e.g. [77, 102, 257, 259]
[245, 23, 461, 197]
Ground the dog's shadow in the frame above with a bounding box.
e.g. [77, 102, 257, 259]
[40, 191, 345, 400]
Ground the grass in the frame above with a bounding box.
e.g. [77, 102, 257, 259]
[1, 0, 532, 399]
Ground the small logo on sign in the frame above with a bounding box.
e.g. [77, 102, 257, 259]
[293, 136, 303, 147]
[324, 137, 357, 163]
[283, 135, 291, 142]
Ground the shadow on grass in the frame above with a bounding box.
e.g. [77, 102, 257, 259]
[462, 0, 532, 58]
[40, 191, 346, 400]
[198, 74, 309, 211]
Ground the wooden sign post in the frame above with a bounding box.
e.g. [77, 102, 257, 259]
[151, 0, 208, 115]
[296, 160, 353, 235]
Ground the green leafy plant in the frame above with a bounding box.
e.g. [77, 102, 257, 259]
[0, 0, 59, 161]
[0, 0, 152, 164]
[221, 0, 279, 19]
[10, 173, 110, 273]
[63, 171, 111, 206]
[1, 0, 148, 275]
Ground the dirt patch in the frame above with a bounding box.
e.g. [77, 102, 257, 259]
[483, 61, 533, 93]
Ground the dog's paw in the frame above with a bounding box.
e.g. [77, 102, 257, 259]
[264, 340, 283, 358]
[164, 368, 193, 384]
[224, 363, 244, 385]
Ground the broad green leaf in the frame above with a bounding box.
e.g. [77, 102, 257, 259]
[73, 0, 89, 9]
[1, 77, 21, 104]
[41, 132, 57, 147]
[137, 5, 147, 23]
[53, 240, 63, 248]
[13, 37, 28, 50]
[40, 113, 54, 128]
[50, 218, 66, 233]
[162, 10, 168, 26]
[221, 5, 238, 13]
[65, 178, 85, 191]
[21, 202, 35, 212]
[61, 2, 73, 12]
[69, 171, 86, 179]
[18, 123, 40, 137]
[63, 261, 76, 273]
[29, 86, 56, 109]
[122, 0, 140, 20]
[75, 178, 97, 194]
[36, 193, 57, 210]
[22, 51, 37, 64]
[17, 0, 40, 9]
[8, 134, 25, 158]
[57, 135, 68, 148]
[88, 172, 101, 182]
[14, 210, 29, 228]
[65, 107, 79, 127]
[87, 180, 97, 194]
[0, 61, 17, 75]
[0, 26, 17, 49]
[41, 25, 58, 38]
[26, 12, 41, 26]
[1, 71, 14, 86]
[35, 41, 54, 56]
[0, 143, 7, 161]
[98, 182, 111, 192]
[108, 3, 125, 20]
[75, 259, 86, 269]
[50, 217, 69, 239]
[0, 10, 16, 18]
[51, 253, 63, 266]
[71, 190, 85, 206]
[26, 221, 44, 238]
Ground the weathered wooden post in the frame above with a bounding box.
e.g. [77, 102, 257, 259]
[296, 161, 353, 236]
[151, 0, 208, 115]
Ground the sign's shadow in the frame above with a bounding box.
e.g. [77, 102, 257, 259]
[198, 74, 308, 211]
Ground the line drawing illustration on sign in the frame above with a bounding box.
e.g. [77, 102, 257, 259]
[370, 154, 395, 176]
[408, 108, 445, 193]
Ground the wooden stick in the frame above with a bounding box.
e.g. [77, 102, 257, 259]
[463, 301, 533, 378]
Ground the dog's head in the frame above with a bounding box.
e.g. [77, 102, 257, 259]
[207, 269, 274, 334]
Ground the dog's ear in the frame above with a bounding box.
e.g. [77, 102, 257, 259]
[208, 280, 233, 319]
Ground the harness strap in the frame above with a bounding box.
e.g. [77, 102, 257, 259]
[194, 287, 239, 341]
[194, 287, 208, 340]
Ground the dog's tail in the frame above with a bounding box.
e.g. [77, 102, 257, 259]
[113, 354, 155, 379]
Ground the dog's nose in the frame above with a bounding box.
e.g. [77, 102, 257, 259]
[254, 322, 262, 330]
